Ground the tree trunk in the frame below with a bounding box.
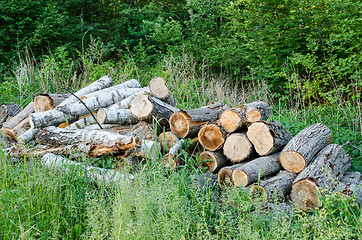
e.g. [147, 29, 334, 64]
[149, 77, 175, 106]
[18, 128, 40, 144]
[247, 121, 292, 156]
[107, 87, 148, 110]
[223, 132, 254, 163]
[130, 94, 179, 126]
[29, 109, 77, 128]
[198, 123, 226, 151]
[67, 114, 97, 129]
[41, 153, 134, 186]
[199, 150, 229, 173]
[0, 103, 20, 124]
[335, 172, 362, 206]
[243, 101, 270, 122]
[219, 108, 246, 133]
[279, 123, 333, 173]
[3, 102, 34, 130]
[97, 108, 138, 125]
[291, 144, 351, 211]
[169, 101, 225, 138]
[231, 152, 282, 187]
[249, 170, 297, 203]
[34, 93, 70, 112]
[162, 139, 184, 170]
[158, 131, 179, 151]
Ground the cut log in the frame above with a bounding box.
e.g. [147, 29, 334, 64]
[247, 121, 292, 156]
[2, 116, 30, 141]
[34, 93, 70, 112]
[0, 103, 20, 124]
[223, 132, 254, 163]
[162, 139, 184, 170]
[114, 121, 159, 141]
[158, 131, 179, 151]
[130, 94, 179, 126]
[107, 87, 149, 110]
[219, 108, 246, 133]
[198, 123, 225, 151]
[42, 153, 134, 186]
[29, 109, 77, 128]
[243, 101, 270, 122]
[199, 150, 229, 173]
[279, 123, 333, 173]
[97, 108, 138, 125]
[291, 144, 351, 211]
[3, 102, 34, 130]
[35, 126, 140, 152]
[126, 140, 161, 159]
[169, 101, 225, 138]
[231, 152, 282, 187]
[67, 115, 97, 129]
[149, 77, 175, 106]
[218, 164, 247, 190]
[57, 75, 114, 107]
[18, 128, 40, 144]
[249, 170, 297, 203]
[57, 88, 142, 117]
[335, 172, 362, 206]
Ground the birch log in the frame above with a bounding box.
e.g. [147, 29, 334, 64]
[97, 108, 138, 125]
[127, 140, 161, 159]
[198, 123, 226, 151]
[114, 121, 158, 141]
[130, 94, 179, 126]
[335, 172, 362, 206]
[18, 128, 40, 144]
[279, 123, 333, 173]
[162, 139, 184, 170]
[223, 133, 254, 163]
[291, 144, 351, 211]
[199, 150, 229, 173]
[67, 115, 97, 129]
[29, 109, 77, 128]
[249, 171, 297, 203]
[42, 153, 134, 186]
[169, 101, 225, 138]
[34, 93, 70, 112]
[247, 121, 292, 156]
[231, 153, 282, 188]
[158, 131, 179, 151]
[149, 77, 175, 106]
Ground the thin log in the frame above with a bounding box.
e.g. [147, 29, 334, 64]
[243, 101, 270, 122]
[223, 132, 254, 163]
[279, 123, 333, 173]
[199, 150, 229, 173]
[29, 109, 77, 128]
[335, 172, 362, 206]
[42, 153, 134, 186]
[291, 144, 351, 211]
[198, 123, 226, 151]
[97, 108, 138, 125]
[185, 137, 204, 157]
[249, 170, 297, 203]
[158, 131, 179, 151]
[67, 115, 97, 129]
[149, 77, 175, 106]
[18, 128, 40, 144]
[247, 121, 292, 156]
[231, 152, 282, 187]
[162, 139, 184, 170]
[34, 93, 70, 112]
[3, 102, 34, 129]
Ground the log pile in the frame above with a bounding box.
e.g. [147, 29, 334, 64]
[1, 75, 361, 213]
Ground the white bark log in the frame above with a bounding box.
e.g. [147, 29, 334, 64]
[29, 109, 77, 128]
[158, 131, 180, 151]
[128, 139, 161, 159]
[97, 108, 138, 125]
[162, 139, 184, 170]
[18, 128, 40, 144]
[67, 115, 97, 129]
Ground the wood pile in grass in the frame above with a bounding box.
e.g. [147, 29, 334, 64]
[1, 75, 361, 212]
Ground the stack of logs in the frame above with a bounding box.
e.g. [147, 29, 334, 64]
[1, 75, 361, 212]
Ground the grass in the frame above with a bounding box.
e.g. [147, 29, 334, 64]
[0, 50, 361, 239]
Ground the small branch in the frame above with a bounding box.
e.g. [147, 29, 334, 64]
[342, 141, 362, 152]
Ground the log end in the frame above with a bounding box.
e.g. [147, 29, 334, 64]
[291, 178, 322, 211]
[279, 151, 306, 173]
[232, 169, 249, 187]
[223, 133, 252, 163]
[198, 124, 224, 151]
[158, 132, 179, 151]
[249, 184, 268, 203]
[97, 108, 106, 124]
[130, 95, 153, 120]
[149, 77, 170, 99]
[220, 110, 244, 133]
[247, 122, 274, 156]
[169, 111, 190, 138]
[218, 167, 233, 190]
[246, 109, 261, 122]
[199, 151, 218, 172]
[34, 95, 54, 113]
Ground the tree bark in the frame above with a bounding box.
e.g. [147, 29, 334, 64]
[0, 103, 20, 124]
[149, 77, 175, 106]
[18, 128, 40, 144]
[162, 139, 184, 170]
[198, 123, 226, 151]
[3, 102, 34, 129]
[249, 170, 297, 203]
[219, 108, 247, 133]
[231, 152, 282, 187]
[335, 172, 362, 206]
[97, 108, 138, 125]
[29, 109, 77, 128]
[199, 150, 229, 173]
[223, 132, 254, 163]
[34, 93, 70, 112]
[130, 94, 179, 126]
[218, 164, 247, 190]
[158, 131, 179, 151]
[247, 121, 292, 156]
[291, 144, 351, 211]
[243, 101, 270, 122]
[279, 123, 333, 173]
[67, 114, 97, 129]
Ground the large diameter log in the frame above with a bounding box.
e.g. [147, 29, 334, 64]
[223, 133, 254, 163]
[34, 93, 70, 112]
[97, 108, 138, 125]
[243, 101, 270, 122]
[29, 109, 77, 128]
[232, 153, 282, 187]
[0, 103, 20, 124]
[169, 101, 225, 138]
[199, 150, 229, 173]
[291, 144, 351, 211]
[130, 94, 179, 126]
[335, 172, 362, 206]
[198, 124, 225, 151]
[58, 75, 114, 107]
[249, 170, 297, 203]
[149, 77, 175, 106]
[162, 139, 184, 170]
[219, 108, 246, 133]
[42, 153, 134, 186]
[279, 123, 333, 173]
[3, 102, 34, 129]
[58, 88, 142, 117]
[247, 121, 292, 156]
[158, 131, 179, 151]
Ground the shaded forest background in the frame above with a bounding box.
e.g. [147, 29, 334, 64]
[0, 0, 361, 104]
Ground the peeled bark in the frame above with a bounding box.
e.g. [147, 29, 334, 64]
[162, 139, 184, 170]
[243, 101, 270, 122]
[335, 172, 362, 206]
[149, 77, 175, 106]
[231, 153, 282, 188]
[198, 123, 225, 151]
[42, 153, 134, 186]
[169, 101, 225, 138]
[34, 93, 70, 112]
[280, 123, 332, 173]
[130, 94, 179, 126]
[29, 109, 77, 128]
[199, 150, 229, 173]
[158, 131, 179, 151]
[247, 121, 292, 156]
[97, 108, 138, 125]
[291, 144, 351, 211]
[249, 171, 297, 203]
[3, 102, 34, 130]
[220, 108, 246, 133]
[223, 132, 254, 163]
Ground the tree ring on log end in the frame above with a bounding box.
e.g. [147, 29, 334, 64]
[97, 108, 107, 124]
[220, 110, 243, 133]
[199, 151, 217, 172]
[291, 179, 321, 211]
[232, 169, 249, 187]
[249, 184, 268, 203]
[198, 124, 224, 151]
[169, 111, 190, 138]
[149, 77, 169, 99]
[130, 95, 153, 120]
[223, 133, 251, 162]
[246, 110, 261, 122]
[158, 132, 179, 151]
[247, 122, 274, 156]
[279, 151, 306, 173]
[218, 168, 233, 190]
